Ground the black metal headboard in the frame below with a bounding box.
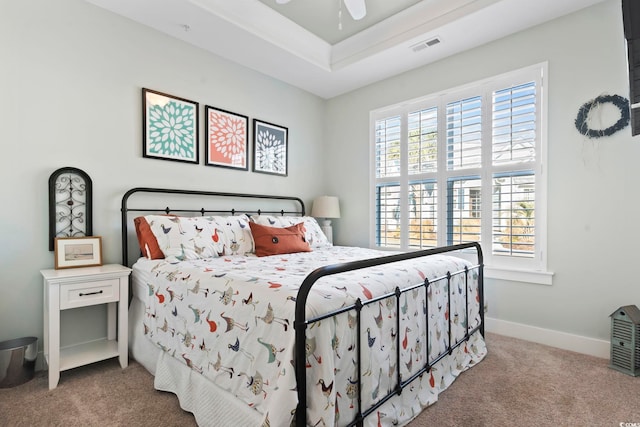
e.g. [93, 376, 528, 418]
[120, 187, 305, 267]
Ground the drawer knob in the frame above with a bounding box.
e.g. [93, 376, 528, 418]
[79, 290, 104, 297]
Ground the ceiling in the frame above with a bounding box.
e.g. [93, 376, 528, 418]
[85, 0, 605, 99]
[257, 0, 424, 44]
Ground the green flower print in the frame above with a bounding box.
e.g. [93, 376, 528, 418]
[148, 102, 195, 159]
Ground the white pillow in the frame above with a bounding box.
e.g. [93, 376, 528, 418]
[145, 214, 254, 261]
[205, 215, 254, 256]
[145, 215, 223, 261]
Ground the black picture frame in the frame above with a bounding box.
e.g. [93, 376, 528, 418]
[205, 105, 249, 170]
[252, 119, 288, 176]
[142, 88, 199, 164]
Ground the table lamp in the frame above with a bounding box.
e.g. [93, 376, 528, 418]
[311, 196, 341, 244]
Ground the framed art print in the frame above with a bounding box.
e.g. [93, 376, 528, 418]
[205, 105, 249, 170]
[54, 236, 103, 269]
[253, 119, 288, 176]
[142, 88, 199, 164]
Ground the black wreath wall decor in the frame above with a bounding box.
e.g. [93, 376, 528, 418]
[575, 94, 630, 138]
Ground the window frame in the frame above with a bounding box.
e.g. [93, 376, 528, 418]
[369, 63, 551, 285]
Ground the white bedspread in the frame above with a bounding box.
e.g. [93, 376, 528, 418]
[132, 246, 486, 427]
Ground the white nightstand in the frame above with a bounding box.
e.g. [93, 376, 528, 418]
[40, 264, 131, 390]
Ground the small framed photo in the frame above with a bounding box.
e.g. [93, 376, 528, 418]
[142, 88, 199, 164]
[205, 105, 249, 170]
[253, 119, 288, 176]
[54, 236, 103, 269]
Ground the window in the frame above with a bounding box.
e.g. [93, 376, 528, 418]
[371, 64, 549, 280]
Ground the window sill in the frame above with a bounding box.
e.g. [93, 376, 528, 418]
[484, 266, 554, 285]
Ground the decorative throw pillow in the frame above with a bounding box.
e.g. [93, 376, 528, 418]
[144, 215, 225, 261]
[249, 221, 311, 257]
[133, 216, 165, 259]
[205, 215, 254, 256]
[250, 215, 331, 248]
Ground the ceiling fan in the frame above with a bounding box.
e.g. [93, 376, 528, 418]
[275, 0, 367, 21]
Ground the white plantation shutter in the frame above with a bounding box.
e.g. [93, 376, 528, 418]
[492, 82, 536, 165]
[375, 116, 401, 178]
[408, 107, 438, 175]
[371, 63, 547, 275]
[446, 96, 482, 170]
[492, 173, 535, 257]
[375, 184, 401, 248]
[375, 115, 402, 248]
[446, 177, 482, 245]
[489, 81, 537, 259]
[408, 180, 438, 249]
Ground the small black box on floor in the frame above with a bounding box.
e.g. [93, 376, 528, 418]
[610, 305, 640, 376]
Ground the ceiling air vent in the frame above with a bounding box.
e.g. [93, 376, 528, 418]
[411, 37, 441, 53]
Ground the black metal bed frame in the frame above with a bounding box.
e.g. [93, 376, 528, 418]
[120, 187, 485, 427]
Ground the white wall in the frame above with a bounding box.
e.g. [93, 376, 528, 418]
[324, 0, 640, 348]
[0, 0, 325, 348]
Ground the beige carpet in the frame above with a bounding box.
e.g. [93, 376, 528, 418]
[1, 333, 639, 426]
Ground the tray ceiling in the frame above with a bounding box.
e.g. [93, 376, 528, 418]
[85, 0, 605, 98]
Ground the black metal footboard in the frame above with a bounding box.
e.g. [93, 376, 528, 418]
[293, 242, 484, 427]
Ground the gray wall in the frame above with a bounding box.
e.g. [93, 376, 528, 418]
[324, 0, 640, 344]
[0, 0, 325, 348]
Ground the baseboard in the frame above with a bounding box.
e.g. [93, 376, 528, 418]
[485, 316, 610, 359]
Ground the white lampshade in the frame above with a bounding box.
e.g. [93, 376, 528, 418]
[311, 196, 341, 219]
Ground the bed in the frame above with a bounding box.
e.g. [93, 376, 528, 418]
[121, 187, 487, 427]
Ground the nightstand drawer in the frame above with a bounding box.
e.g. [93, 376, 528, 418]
[59, 279, 119, 309]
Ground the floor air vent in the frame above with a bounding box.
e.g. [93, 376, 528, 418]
[610, 305, 640, 376]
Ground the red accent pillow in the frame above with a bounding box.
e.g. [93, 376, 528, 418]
[249, 222, 311, 257]
[134, 216, 165, 259]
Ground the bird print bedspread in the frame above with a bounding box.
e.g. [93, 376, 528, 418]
[135, 246, 487, 427]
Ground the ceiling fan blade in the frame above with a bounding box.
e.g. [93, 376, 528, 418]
[343, 0, 366, 20]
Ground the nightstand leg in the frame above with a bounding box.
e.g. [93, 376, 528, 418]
[48, 283, 60, 390]
[107, 302, 116, 341]
[48, 366, 60, 390]
[118, 278, 128, 369]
